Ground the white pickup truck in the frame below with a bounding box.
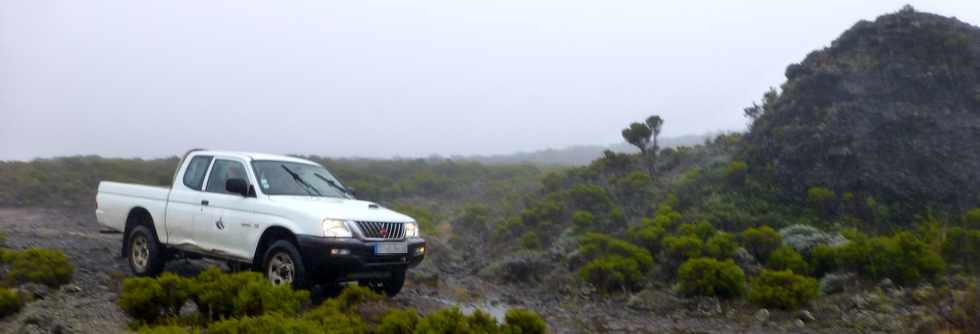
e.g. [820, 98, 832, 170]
[96, 150, 425, 295]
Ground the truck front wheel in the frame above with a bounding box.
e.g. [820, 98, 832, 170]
[361, 269, 406, 296]
[263, 240, 309, 290]
[127, 225, 165, 276]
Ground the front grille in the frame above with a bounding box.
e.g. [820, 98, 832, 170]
[355, 221, 405, 240]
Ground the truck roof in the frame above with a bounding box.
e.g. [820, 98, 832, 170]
[191, 150, 319, 165]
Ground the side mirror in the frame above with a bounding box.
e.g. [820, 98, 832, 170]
[346, 187, 357, 198]
[225, 178, 249, 197]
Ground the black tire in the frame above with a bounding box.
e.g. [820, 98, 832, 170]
[262, 240, 309, 289]
[361, 269, 406, 296]
[126, 225, 165, 276]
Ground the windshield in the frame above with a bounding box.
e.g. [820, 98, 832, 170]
[251, 160, 351, 198]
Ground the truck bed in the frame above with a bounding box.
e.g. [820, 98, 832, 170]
[95, 181, 170, 234]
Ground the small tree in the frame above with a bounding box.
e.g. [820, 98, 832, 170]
[621, 115, 665, 174]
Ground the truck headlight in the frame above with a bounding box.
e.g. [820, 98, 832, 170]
[404, 222, 419, 238]
[321, 218, 352, 238]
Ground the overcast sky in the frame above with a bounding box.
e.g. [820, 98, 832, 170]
[2, 1, 978, 160]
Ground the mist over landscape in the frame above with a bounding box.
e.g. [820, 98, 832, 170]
[4, 1, 979, 160]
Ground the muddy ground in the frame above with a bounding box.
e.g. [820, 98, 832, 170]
[0, 208, 887, 333]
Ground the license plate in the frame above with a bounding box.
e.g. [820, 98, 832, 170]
[375, 242, 407, 254]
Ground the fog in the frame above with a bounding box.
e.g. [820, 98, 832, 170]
[2, 1, 977, 160]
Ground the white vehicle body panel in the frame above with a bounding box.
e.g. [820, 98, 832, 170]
[95, 150, 416, 263]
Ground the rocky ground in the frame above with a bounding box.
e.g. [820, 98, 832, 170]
[0, 208, 949, 334]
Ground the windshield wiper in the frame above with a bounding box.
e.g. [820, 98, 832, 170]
[314, 173, 351, 197]
[281, 165, 322, 196]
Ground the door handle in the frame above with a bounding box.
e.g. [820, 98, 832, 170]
[201, 200, 209, 206]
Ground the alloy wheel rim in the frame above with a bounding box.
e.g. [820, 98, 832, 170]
[131, 235, 149, 271]
[267, 252, 294, 286]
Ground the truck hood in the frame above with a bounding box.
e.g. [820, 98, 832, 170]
[266, 196, 414, 223]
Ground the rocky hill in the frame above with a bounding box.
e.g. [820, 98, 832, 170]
[742, 7, 980, 212]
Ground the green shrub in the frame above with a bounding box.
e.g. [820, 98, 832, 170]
[577, 233, 653, 270]
[233, 275, 309, 317]
[964, 208, 980, 228]
[676, 258, 745, 298]
[192, 268, 257, 319]
[376, 308, 419, 334]
[767, 246, 808, 274]
[626, 224, 666, 254]
[806, 186, 836, 217]
[3, 248, 73, 287]
[663, 235, 703, 264]
[705, 232, 737, 259]
[571, 210, 594, 230]
[333, 285, 382, 312]
[210, 314, 324, 334]
[579, 255, 645, 292]
[0, 287, 24, 318]
[519, 232, 542, 250]
[412, 307, 473, 334]
[809, 244, 840, 276]
[837, 231, 945, 284]
[748, 270, 818, 310]
[157, 273, 193, 316]
[740, 226, 782, 260]
[118, 277, 166, 323]
[137, 325, 199, 334]
[942, 227, 980, 272]
[301, 285, 379, 334]
[724, 161, 748, 185]
[466, 310, 500, 333]
[501, 308, 547, 334]
[678, 221, 716, 241]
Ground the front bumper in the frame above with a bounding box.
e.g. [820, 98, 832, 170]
[295, 235, 426, 283]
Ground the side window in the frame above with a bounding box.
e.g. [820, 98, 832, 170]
[182, 156, 213, 191]
[206, 160, 248, 195]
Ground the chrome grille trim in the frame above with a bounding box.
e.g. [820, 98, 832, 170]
[354, 221, 406, 240]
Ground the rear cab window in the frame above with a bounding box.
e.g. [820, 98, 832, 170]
[182, 155, 213, 190]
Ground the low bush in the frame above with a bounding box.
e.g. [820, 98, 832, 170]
[705, 232, 737, 259]
[809, 244, 840, 277]
[836, 231, 944, 284]
[519, 232, 542, 250]
[118, 277, 167, 323]
[678, 221, 716, 241]
[766, 246, 808, 274]
[740, 226, 782, 260]
[137, 325, 199, 334]
[502, 308, 548, 334]
[626, 224, 666, 254]
[663, 235, 703, 264]
[807, 187, 836, 217]
[210, 314, 323, 334]
[376, 308, 419, 334]
[0, 287, 24, 318]
[579, 255, 645, 292]
[2, 248, 74, 287]
[779, 224, 844, 254]
[748, 270, 818, 310]
[577, 233, 653, 270]
[412, 307, 479, 334]
[676, 257, 745, 298]
[233, 275, 309, 317]
[120, 268, 309, 324]
[942, 227, 980, 273]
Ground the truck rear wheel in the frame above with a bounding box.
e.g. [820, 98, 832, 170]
[127, 225, 165, 276]
[263, 240, 309, 290]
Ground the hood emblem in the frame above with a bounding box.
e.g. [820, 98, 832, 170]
[378, 227, 389, 237]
